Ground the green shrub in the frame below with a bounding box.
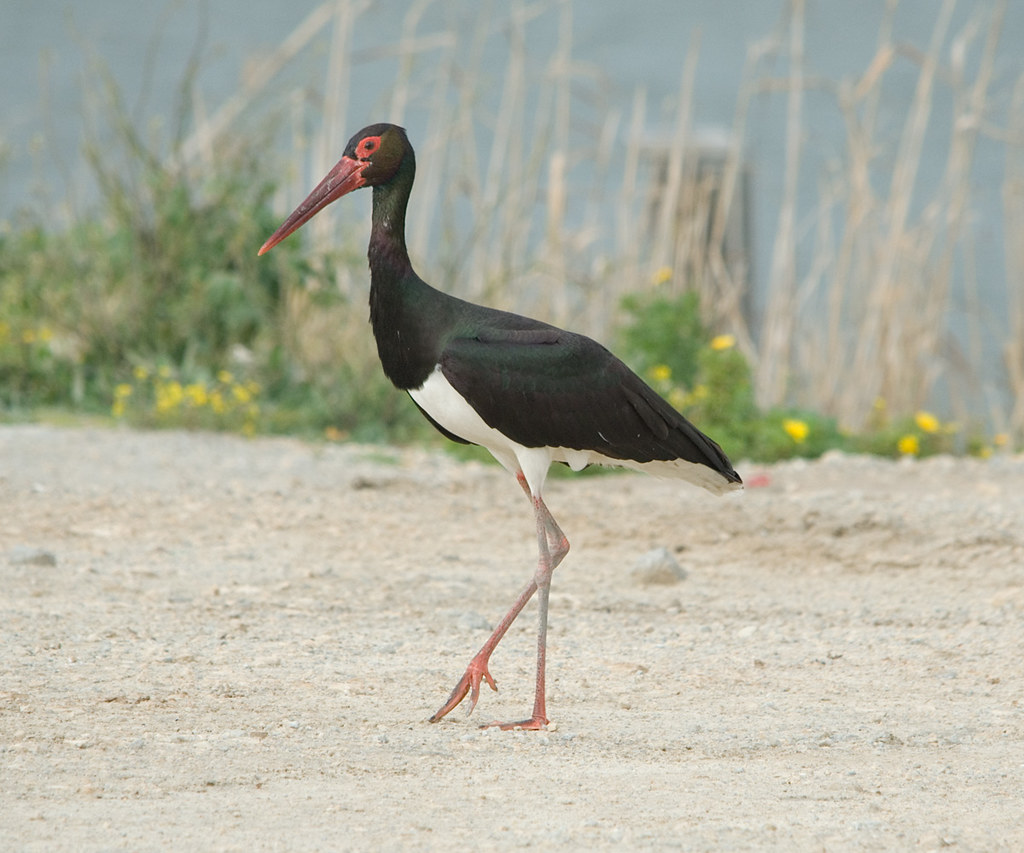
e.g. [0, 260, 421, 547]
[618, 290, 704, 389]
[616, 289, 845, 462]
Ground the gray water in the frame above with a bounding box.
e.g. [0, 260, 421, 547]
[2, 0, 1021, 421]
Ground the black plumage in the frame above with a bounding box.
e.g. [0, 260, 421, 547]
[260, 123, 741, 729]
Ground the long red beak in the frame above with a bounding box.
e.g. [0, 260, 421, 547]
[258, 155, 368, 255]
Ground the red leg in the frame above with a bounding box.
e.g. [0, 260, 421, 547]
[516, 471, 569, 570]
[429, 471, 569, 729]
[428, 576, 537, 722]
[488, 570, 551, 730]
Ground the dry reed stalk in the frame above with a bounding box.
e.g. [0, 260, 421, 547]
[179, 2, 335, 166]
[819, 5, 896, 418]
[388, 4, 459, 269]
[845, 0, 954, 422]
[310, 0, 370, 262]
[539, 0, 573, 326]
[756, 0, 804, 410]
[1003, 73, 1024, 439]
[581, 108, 622, 337]
[388, 0, 433, 124]
[433, 3, 490, 299]
[703, 37, 767, 359]
[407, 35, 457, 263]
[481, 0, 530, 307]
[705, 30, 783, 363]
[231, 0, 1019, 437]
[671, 158, 716, 307]
[648, 30, 700, 283]
[929, 0, 1003, 426]
[790, 172, 838, 399]
[615, 86, 646, 284]
[792, 0, 1011, 433]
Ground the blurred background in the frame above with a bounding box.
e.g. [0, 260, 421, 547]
[2, 0, 1022, 459]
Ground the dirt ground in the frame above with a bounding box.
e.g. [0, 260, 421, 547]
[1, 424, 1022, 851]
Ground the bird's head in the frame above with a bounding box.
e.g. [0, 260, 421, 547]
[258, 123, 410, 255]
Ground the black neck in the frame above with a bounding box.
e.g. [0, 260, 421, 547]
[366, 148, 450, 390]
[367, 144, 415, 283]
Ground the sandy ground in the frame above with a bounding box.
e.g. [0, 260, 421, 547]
[1, 423, 1022, 851]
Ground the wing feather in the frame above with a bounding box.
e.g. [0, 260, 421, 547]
[437, 326, 740, 484]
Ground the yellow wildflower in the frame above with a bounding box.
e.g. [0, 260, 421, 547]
[914, 411, 940, 434]
[652, 266, 673, 286]
[898, 434, 919, 456]
[690, 384, 708, 402]
[112, 385, 132, 418]
[133, 365, 149, 380]
[710, 334, 735, 351]
[783, 418, 809, 444]
[209, 391, 227, 414]
[184, 383, 209, 407]
[993, 432, 1009, 448]
[156, 381, 184, 413]
[217, 369, 234, 385]
[232, 384, 252, 404]
[649, 364, 672, 383]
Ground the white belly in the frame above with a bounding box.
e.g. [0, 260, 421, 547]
[409, 367, 557, 496]
[409, 366, 740, 498]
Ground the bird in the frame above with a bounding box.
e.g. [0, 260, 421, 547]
[259, 123, 742, 730]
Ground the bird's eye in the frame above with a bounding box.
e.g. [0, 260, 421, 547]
[358, 137, 379, 159]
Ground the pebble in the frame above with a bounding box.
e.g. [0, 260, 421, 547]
[8, 546, 57, 567]
[630, 547, 686, 586]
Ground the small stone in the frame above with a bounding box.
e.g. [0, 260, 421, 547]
[9, 546, 57, 567]
[630, 547, 687, 586]
[457, 611, 491, 632]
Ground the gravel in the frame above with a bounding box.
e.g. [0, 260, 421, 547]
[2, 424, 1022, 851]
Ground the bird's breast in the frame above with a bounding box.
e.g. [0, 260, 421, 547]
[409, 366, 506, 448]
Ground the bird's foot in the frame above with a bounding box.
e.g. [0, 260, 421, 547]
[428, 656, 497, 722]
[481, 715, 549, 731]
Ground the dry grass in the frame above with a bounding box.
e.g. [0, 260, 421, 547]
[182, 0, 1024, 439]
[1003, 71, 1024, 438]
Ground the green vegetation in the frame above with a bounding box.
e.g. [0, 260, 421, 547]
[617, 289, 996, 461]
[2, 5, 1015, 464]
[0, 84, 431, 444]
[0, 123, 1002, 462]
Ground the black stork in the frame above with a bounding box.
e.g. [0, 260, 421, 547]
[259, 123, 742, 730]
